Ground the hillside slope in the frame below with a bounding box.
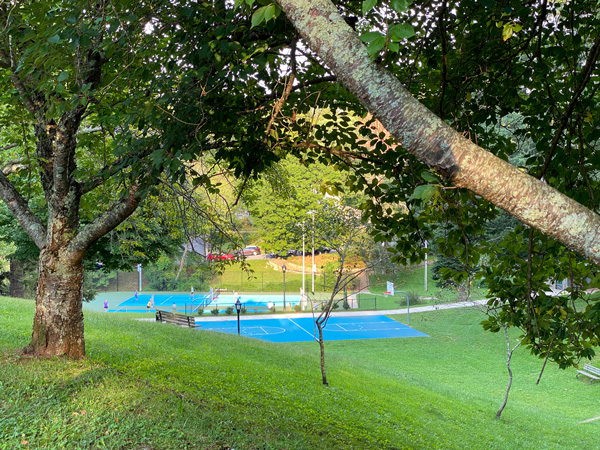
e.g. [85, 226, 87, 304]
[0, 297, 598, 449]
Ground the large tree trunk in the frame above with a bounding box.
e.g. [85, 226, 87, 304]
[277, 0, 600, 266]
[25, 248, 85, 358]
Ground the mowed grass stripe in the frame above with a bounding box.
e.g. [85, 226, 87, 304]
[0, 297, 598, 449]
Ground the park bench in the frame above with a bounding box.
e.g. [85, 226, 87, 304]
[576, 364, 600, 383]
[155, 310, 196, 328]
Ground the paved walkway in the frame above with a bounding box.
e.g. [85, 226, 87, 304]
[189, 299, 490, 322]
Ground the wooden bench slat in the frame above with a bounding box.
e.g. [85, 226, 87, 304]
[155, 310, 195, 328]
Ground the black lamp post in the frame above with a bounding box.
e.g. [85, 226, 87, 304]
[282, 264, 287, 311]
[235, 298, 242, 336]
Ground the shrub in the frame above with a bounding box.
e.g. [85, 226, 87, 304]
[241, 306, 247, 315]
[407, 291, 421, 305]
[342, 299, 350, 310]
[293, 304, 301, 312]
[196, 308, 204, 316]
[395, 291, 422, 307]
[225, 306, 234, 315]
[211, 307, 219, 316]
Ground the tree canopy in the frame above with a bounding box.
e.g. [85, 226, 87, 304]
[1, 0, 599, 368]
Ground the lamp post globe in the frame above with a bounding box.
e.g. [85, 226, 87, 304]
[235, 299, 242, 335]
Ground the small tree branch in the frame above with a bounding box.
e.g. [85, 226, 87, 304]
[1, 158, 26, 174]
[538, 34, 600, 178]
[0, 143, 18, 152]
[0, 170, 46, 249]
[80, 146, 154, 195]
[68, 184, 144, 261]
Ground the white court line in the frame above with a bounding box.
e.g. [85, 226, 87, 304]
[287, 318, 316, 339]
[157, 295, 173, 305]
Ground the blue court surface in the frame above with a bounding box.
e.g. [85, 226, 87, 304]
[194, 315, 428, 343]
[108, 293, 302, 313]
[108, 293, 214, 313]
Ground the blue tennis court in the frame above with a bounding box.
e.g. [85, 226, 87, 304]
[108, 293, 303, 313]
[108, 292, 213, 313]
[194, 315, 428, 343]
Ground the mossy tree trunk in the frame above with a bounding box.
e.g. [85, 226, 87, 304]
[276, 0, 600, 266]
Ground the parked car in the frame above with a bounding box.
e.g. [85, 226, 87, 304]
[316, 247, 333, 254]
[207, 253, 234, 260]
[234, 245, 261, 257]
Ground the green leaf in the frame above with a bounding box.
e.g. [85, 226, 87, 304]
[367, 36, 386, 59]
[409, 184, 437, 202]
[57, 71, 69, 82]
[421, 171, 438, 183]
[47, 35, 61, 44]
[360, 31, 385, 43]
[362, 0, 377, 14]
[264, 4, 276, 22]
[391, 0, 412, 13]
[251, 6, 269, 28]
[389, 23, 416, 41]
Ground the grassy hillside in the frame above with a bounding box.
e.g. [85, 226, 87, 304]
[0, 297, 598, 449]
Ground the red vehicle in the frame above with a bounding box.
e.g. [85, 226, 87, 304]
[207, 253, 234, 260]
[234, 245, 261, 256]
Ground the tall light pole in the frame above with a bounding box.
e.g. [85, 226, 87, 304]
[137, 264, 142, 291]
[424, 240, 428, 292]
[307, 210, 316, 294]
[302, 220, 306, 306]
[282, 264, 287, 311]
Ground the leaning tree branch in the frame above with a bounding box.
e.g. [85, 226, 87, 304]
[277, 0, 600, 266]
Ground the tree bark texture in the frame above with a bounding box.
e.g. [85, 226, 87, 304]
[317, 324, 329, 386]
[26, 248, 85, 358]
[277, 0, 600, 266]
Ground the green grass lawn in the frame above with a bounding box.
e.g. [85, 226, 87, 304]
[367, 264, 489, 304]
[2, 296, 598, 449]
[210, 259, 345, 300]
[211, 259, 305, 292]
[210, 260, 486, 308]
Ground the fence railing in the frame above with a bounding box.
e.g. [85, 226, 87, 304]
[93, 270, 366, 294]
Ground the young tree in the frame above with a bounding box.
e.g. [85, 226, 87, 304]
[307, 202, 370, 385]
